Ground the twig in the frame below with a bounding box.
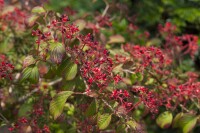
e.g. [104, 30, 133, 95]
[102, 0, 109, 17]
[101, 99, 123, 119]
[0, 112, 9, 124]
[191, 98, 200, 110]
[48, 78, 62, 86]
[18, 88, 39, 103]
[180, 104, 190, 112]
[122, 69, 135, 74]
[17, 78, 62, 103]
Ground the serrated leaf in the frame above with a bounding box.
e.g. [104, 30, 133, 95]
[156, 111, 173, 129]
[21, 65, 39, 83]
[98, 114, 112, 130]
[86, 100, 98, 116]
[178, 114, 198, 133]
[65, 62, 78, 80]
[50, 91, 73, 120]
[32, 6, 46, 14]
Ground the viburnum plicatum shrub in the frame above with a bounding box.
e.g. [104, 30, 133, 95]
[0, 1, 200, 133]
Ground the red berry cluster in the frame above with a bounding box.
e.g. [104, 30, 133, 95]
[50, 14, 79, 39]
[76, 34, 115, 91]
[0, 54, 14, 80]
[96, 15, 112, 27]
[175, 34, 198, 58]
[168, 81, 200, 105]
[32, 29, 52, 45]
[123, 44, 171, 74]
[159, 22, 199, 59]
[9, 105, 50, 133]
[132, 86, 162, 114]
[32, 14, 79, 45]
[158, 22, 176, 34]
[86, 15, 112, 33]
[0, 7, 26, 31]
[110, 89, 133, 112]
[64, 6, 77, 15]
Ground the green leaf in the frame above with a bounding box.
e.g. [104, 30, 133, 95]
[136, 73, 143, 81]
[86, 100, 98, 116]
[98, 114, 112, 130]
[21, 65, 39, 83]
[156, 111, 173, 129]
[18, 102, 33, 117]
[32, 6, 46, 14]
[178, 114, 198, 133]
[50, 42, 65, 64]
[0, 36, 13, 53]
[65, 62, 78, 81]
[116, 124, 126, 133]
[57, 58, 78, 80]
[30, 66, 39, 83]
[126, 120, 137, 129]
[57, 58, 70, 75]
[44, 66, 57, 79]
[173, 112, 184, 128]
[49, 91, 73, 120]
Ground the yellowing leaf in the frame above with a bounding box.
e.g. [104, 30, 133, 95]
[98, 114, 112, 130]
[65, 62, 78, 81]
[173, 112, 184, 128]
[32, 6, 46, 14]
[126, 120, 137, 129]
[23, 55, 35, 68]
[179, 114, 198, 133]
[156, 111, 173, 129]
[2, 6, 15, 15]
[108, 35, 125, 44]
[26, 15, 39, 27]
[74, 19, 86, 31]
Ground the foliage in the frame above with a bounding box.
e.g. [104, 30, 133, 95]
[0, 0, 200, 133]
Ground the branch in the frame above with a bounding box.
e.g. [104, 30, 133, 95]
[0, 112, 9, 124]
[102, 0, 109, 17]
[17, 78, 62, 103]
[101, 99, 123, 119]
